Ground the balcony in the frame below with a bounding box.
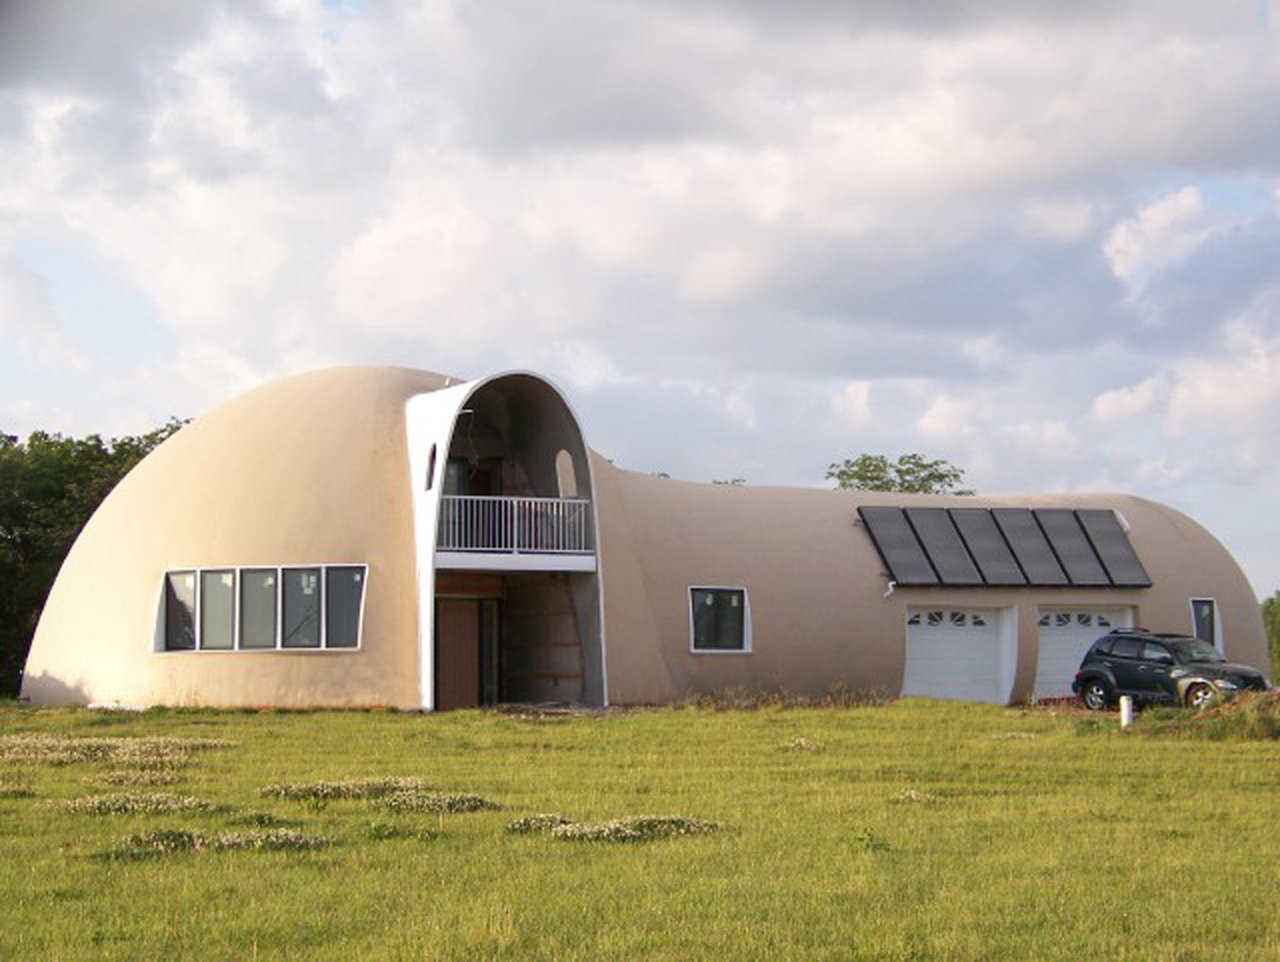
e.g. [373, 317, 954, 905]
[436, 495, 596, 571]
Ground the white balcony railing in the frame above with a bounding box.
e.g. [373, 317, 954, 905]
[438, 495, 593, 554]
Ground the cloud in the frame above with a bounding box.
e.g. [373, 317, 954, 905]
[1102, 186, 1227, 294]
[1091, 375, 1164, 422]
[830, 381, 873, 428]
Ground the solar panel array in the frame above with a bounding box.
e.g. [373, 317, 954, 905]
[857, 506, 1151, 589]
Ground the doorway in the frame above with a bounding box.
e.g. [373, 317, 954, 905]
[434, 596, 501, 710]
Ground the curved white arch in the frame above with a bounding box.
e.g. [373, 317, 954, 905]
[405, 370, 607, 709]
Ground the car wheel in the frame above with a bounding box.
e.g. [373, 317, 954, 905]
[1081, 679, 1111, 711]
[1185, 683, 1215, 711]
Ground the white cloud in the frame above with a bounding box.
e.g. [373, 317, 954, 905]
[1165, 319, 1280, 441]
[830, 380, 872, 428]
[916, 394, 978, 440]
[1091, 375, 1164, 422]
[1102, 186, 1224, 293]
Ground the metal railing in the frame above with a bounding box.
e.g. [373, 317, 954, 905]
[438, 495, 593, 554]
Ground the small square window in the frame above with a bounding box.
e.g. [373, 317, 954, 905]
[927, 611, 943, 626]
[689, 588, 749, 652]
[1077, 613, 1092, 626]
[950, 611, 967, 627]
[1038, 613, 1050, 627]
[1097, 615, 1111, 628]
[970, 613, 986, 627]
[906, 613, 921, 625]
[1055, 613, 1071, 627]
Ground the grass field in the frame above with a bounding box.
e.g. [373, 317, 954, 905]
[1, 697, 1277, 961]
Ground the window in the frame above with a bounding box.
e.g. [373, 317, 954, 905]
[1142, 642, 1174, 664]
[240, 569, 277, 649]
[199, 570, 235, 650]
[164, 571, 197, 651]
[1190, 599, 1216, 646]
[282, 568, 321, 649]
[1111, 637, 1141, 659]
[161, 565, 368, 652]
[689, 587, 750, 652]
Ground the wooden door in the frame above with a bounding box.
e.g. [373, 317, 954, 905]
[436, 599, 480, 710]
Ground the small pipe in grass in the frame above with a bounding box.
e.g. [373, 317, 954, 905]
[1120, 695, 1134, 730]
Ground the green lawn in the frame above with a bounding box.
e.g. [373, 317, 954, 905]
[0, 699, 1276, 961]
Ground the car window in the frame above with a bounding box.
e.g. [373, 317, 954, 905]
[1110, 637, 1141, 658]
[1092, 637, 1113, 655]
[1142, 642, 1174, 664]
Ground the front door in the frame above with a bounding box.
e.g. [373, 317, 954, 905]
[436, 598, 480, 710]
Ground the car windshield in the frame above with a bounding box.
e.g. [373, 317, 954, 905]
[1171, 639, 1225, 663]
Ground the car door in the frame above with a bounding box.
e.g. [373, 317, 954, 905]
[1107, 636, 1144, 694]
[1138, 641, 1178, 703]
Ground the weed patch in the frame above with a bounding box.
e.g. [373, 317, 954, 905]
[0, 772, 35, 798]
[505, 813, 573, 834]
[780, 736, 823, 752]
[260, 776, 435, 803]
[677, 685, 890, 711]
[61, 793, 217, 815]
[0, 734, 230, 767]
[550, 815, 719, 842]
[891, 789, 936, 804]
[101, 828, 329, 860]
[371, 790, 499, 814]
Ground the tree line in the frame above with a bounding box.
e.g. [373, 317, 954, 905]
[0, 420, 184, 696]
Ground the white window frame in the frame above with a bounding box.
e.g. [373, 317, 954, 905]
[155, 564, 368, 654]
[687, 585, 752, 654]
[1188, 597, 1222, 652]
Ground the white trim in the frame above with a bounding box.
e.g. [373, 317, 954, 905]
[1188, 597, 1222, 653]
[687, 585, 752, 654]
[435, 551, 597, 572]
[153, 564, 369, 654]
[405, 370, 609, 710]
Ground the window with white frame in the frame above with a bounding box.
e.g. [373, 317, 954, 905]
[689, 586, 750, 652]
[161, 565, 367, 652]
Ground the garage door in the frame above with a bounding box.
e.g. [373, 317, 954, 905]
[903, 607, 1013, 704]
[1033, 608, 1134, 700]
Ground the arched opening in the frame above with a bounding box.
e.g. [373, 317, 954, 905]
[426, 373, 604, 709]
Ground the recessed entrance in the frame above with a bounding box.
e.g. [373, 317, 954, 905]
[433, 571, 591, 709]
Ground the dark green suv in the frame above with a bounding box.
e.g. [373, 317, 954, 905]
[1072, 630, 1269, 711]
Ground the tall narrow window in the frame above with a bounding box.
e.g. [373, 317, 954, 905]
[1191, 599, 1216, 646]
[282, 568, 321, 649]
[689, 587, 749, 652]
[164, 571, 197, 651]
[325, 566, 364, 649]
[555, 449, 578, 498]
[240, 568, 278, 649]
[199, 570, 235, 650]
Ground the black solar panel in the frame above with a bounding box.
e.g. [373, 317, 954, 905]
[948, 507, 1026, 585]
[857, 507, 938, 585]
[1076, 509, 1152, 587]
[904, 508, 983, 585]
[992, 509, 1068, 585]
[1034, 509, 1110, 586]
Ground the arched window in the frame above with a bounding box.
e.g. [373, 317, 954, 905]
[555, 449, 577, 498]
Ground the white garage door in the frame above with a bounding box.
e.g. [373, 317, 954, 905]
[903, 607, 1013, 704]
[1033, 608, 1134, 700]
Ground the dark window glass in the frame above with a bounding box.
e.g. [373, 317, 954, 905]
[199, 570, 235, 650]
[325, 566, 365, 649]
[1142, 643, 1174, 664]
[240, 568, 277, 649]
[282, 568, 321, 648]
[1191, 600, 1216, 644]
[691, 588, 747, 651]
[164, 571, 197, 651]
[1093, 638, 1114, 655]
[1111, 637, 1141, 659]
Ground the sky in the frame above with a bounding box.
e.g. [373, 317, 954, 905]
[1, 1, 1278, 598]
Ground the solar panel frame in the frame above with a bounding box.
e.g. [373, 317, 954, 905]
[1075, 509, 1152, 587]
[948, 507, 1027, 585]
[1033, 509, 1111, 586]
[991, 508, 1069, 586]
[857, 506, 939, 586]
[904, 507, 983, 585]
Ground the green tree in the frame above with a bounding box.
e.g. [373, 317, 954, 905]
[826, 452, 974, 495]
[0, 419, 186, 696]
[1262, 591, 1280, 680]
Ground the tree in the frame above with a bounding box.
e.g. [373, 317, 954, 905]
[826, 452, 974, 495]
[1262, 591, 1280, 680]
[0, 419, 186, 696]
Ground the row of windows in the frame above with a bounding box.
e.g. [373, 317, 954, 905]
[163, 566, 367, 652]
